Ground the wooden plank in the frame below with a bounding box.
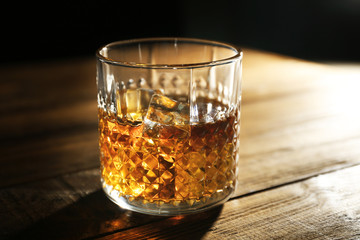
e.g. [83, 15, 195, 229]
[1, 51, 360, 239]
[97, 165, 360, 240]
[0, 58, 97, 147]
[3, 163, 360, 239]
[236, 86, 360, 194]
[235, 49, 360, 194]
[0, 169, 165, 239]
[0, 130, 99, 188]
[0, 58, 96, 117]
[0, 58, 99, 187]
[0, 169, 98, 238]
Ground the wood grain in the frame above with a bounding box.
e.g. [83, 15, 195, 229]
[1, 50, 360, 239]
[0, 58, 99, 187]
[96, 165, 360, 240]
[1, 169, 165, 240]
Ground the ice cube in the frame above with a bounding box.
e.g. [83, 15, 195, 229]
[143, 94, 190, 139]
[117, 89, 162, 123]
[146, 94, 189, 126]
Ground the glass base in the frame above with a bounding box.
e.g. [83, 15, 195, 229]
[102, 182, 234, 216]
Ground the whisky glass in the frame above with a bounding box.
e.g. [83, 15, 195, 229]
[96, 38, 242, 216]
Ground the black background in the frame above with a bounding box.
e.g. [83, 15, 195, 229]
[1, 0, 359, 64]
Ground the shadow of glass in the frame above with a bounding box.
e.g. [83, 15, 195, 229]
[10, 189, 223, 239]
[102, 204, 224, 239]
[10, 189, 164, 239]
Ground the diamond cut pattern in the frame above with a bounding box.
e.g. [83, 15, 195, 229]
[99, 103, 239, 204]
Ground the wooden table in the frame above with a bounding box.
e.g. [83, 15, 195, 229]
[1, 49, 360, 239]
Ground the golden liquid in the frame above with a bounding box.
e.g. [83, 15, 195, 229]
[99, 98, 237, 206]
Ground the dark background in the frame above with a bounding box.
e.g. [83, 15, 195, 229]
[1, 0, 360, 64]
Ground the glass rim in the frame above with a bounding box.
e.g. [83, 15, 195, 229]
[96, 37, 242, 69]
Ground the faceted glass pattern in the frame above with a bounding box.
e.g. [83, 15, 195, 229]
[99, 96, 238, 208]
